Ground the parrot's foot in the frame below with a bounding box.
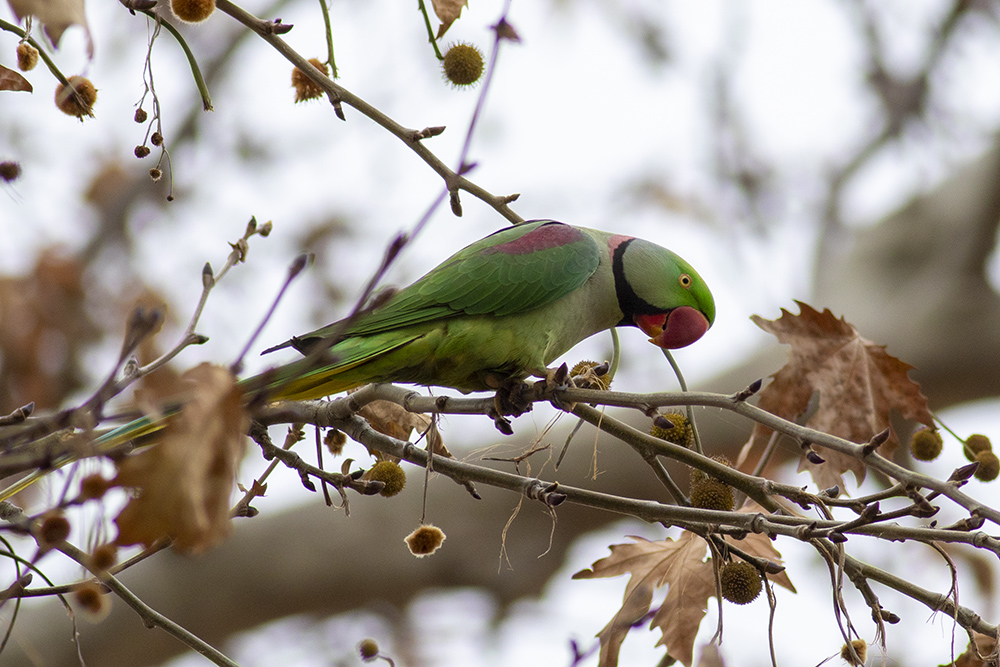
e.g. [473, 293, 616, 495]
[485, 375, 536, 434]
[539, 363, 577, 411]
[485, 365, 575, 434]
[536, 363, 572, 393]
[488, 382, 532, 435]
[488, 405, 515, 435]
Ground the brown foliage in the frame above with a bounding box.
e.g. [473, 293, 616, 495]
[728, 502, 796, 593]
[575, 505, 796, 667]
[7, 0, 91, 50]
[0, 251, 101, 411]
[0, 64, 32, 92]
[573, 531, 715, 667]
[114, 364, 248, 554]
[431, 0, 469, 38]
[745, 301, 934, 491]
[358, 398, 449, 459]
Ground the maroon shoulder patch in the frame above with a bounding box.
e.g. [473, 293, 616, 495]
[484, 223, 584, 256]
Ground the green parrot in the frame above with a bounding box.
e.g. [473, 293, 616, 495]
[257, 219, 715, 400]
[0, 220, 714, 501]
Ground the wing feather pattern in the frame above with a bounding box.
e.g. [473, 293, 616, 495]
[339, 220, 601, 333]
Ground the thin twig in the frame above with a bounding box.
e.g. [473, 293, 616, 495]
[213, 0, 524, 225]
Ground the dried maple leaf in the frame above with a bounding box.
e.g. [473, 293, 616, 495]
[696, 643, 726, 667]
[431, 0, 469, 38]
[357, 398, 449, 459]
[0, 250, 101, 411]
[728, 501, 796, 593]
[114, 364, 247, 554]
[954, 632, 997, 667]
[748, 302, 933, 491]
[0, 64, 32, 92]
[7, 0, 93, 55]
[127, 291, 184, 419]
[573, 531, 715, 667]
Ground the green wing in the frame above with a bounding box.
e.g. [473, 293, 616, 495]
[299, 220, 602, 342]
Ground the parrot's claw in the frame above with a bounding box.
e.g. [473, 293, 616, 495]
[488, 404, 514, 435]
[485, 365, 575, 433]
[539, 363, 571, 390]
[540, 363, 577, 411]
[492, 382, 534, 416]
[485, 375, 536, 434]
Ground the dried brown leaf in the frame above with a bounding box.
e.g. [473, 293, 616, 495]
[357, 399, 448, 458]
[129, 293, 184, 420]
[748, 302, 933, 490]
[728, 501, 796, 593]
[0, 64, 32, 92]
[7, 0, 92, 54]
[573, 531, 713, 667]
[696, 643, 726, 667]
[358, 399, 429, 442]
[0, 250, 101, 410]
[114, 364, 247, 554]
[950, 632, 997, 667]
[431, 0, 469, 38]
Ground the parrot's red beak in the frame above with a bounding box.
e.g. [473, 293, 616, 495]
[634, 307, 710, 349]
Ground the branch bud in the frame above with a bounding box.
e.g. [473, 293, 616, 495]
[202, 262, 215, 288]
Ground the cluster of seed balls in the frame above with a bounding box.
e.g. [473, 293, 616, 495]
[291, 43, 484, 104]
[648, 414, 999, 604]
[910, 428, 998, 482]
[357, 459, 445, 557]
[12, 0, 217, 120]
[649, 413, 762, 604]
[650, 413, 735, 512]
[11, 42, 96, 120]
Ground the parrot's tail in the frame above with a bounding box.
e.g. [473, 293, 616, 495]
[0, 409, 178, 502]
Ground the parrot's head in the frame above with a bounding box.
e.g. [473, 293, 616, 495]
[613, 237, 715, 349]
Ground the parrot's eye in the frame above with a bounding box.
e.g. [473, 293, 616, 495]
[678, 274, 692, 289]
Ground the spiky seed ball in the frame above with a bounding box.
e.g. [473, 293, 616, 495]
[73, 581, 111, 620]
[358, 638, 379, 661]
[16, 42, 38, 71]
[55, 76, 97, 118]
[90, 543, 118, 572]
[79, 473, 112, 500]
[171, 0, 215, 23]
[405, 524, 445, 557]
[149, 168, 162, 182]
[134, 108, 148, 123]
[720, 561, 761, 605]
[650, 412, 694, 448]
[910, 428, 943, 461]
[39, 512, 71, 547]
[570, 360, 611, 390]
[0, 161, 21, 183]
[964, 434, 993, 461]
[134, 145, 151, 158]
[324, 428, 347, 456]
[363, 460, 406, 497]
[974, 450, 1000, 482]
[442, 42, 484, 87]
[689, 454, 732, 485]
[291, 58, 328, 103]
[690, 478, 734, 511]
[840, 639, 867, 667]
